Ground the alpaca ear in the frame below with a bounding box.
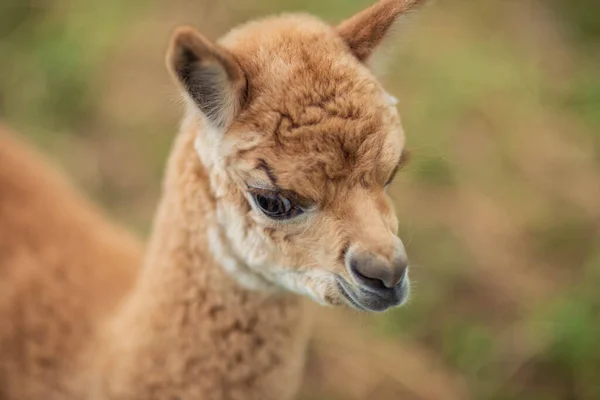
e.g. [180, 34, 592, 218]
[167, 26, 247, 129]
[337, 0, 426, 62]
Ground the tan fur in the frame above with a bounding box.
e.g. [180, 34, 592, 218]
[0, 125, 142, 399]
[186, 12, 411, 307]
[338, 0, 426, 61]
[0, 1, 426, 399]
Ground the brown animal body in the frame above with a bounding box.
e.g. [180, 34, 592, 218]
[0, 126, 142, 399]
[0, 1, 426, 399]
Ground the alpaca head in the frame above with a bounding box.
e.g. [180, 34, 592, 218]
[167, 0, 425, 312]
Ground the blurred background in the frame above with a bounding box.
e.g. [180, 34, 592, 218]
[1, 0, 599, 399]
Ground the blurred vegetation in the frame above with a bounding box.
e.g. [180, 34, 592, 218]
[1, 0, 599, 399]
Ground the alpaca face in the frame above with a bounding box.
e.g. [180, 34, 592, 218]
[168, 0, 425, 311]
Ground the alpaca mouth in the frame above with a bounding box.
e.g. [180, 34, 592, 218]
[336, 277, 409, 312]
[336, 280, 369, 311]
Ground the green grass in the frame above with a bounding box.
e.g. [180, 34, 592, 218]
[0, 0, 147, 138]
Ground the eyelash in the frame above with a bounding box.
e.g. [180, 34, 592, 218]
[385, 165, 400, 186]
[385, 151, 410, 186]
[250, 190, 304, 220]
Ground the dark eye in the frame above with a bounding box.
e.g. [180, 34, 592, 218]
[252, 191, 302, 220]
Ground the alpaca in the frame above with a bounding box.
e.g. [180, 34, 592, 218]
[0, 124, 143, 399]
[0, 1, 426, 399]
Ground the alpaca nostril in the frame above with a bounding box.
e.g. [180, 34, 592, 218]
[349, 253, 407, 290]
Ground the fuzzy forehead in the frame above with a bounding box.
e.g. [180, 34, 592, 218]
[220, 14, 404, 199]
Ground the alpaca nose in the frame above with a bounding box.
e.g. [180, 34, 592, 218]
[349, 252, 407, 290]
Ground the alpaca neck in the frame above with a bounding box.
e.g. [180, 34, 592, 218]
[93, 125, 313, 400]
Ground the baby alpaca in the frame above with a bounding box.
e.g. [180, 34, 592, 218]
[0, 125, 143, 399]
[0, 1, 426, 399]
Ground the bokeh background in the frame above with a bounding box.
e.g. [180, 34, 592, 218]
[1, 0, 599, 399]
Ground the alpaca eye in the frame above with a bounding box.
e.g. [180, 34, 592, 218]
[251, 191, 301, 220]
